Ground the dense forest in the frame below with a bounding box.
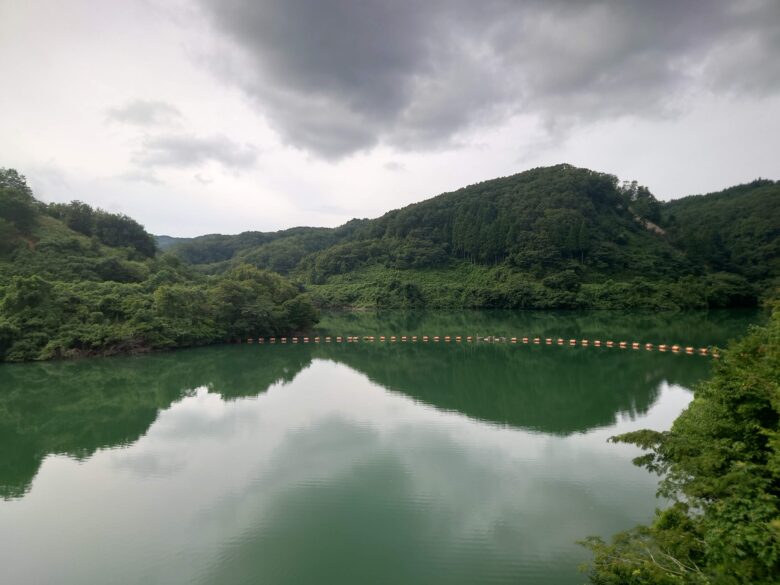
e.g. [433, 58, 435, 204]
[0, 169, 318, 362]
[583, 303, 780, 584]
[1, 163, 777, 361]
[166, 165, 778, 310]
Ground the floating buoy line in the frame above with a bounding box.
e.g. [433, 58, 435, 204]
[235, 335, 720, 358]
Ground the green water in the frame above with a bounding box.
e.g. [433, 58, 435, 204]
[0, 310, 763, 584]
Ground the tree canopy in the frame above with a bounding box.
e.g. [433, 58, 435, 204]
[0, 173, 318, 362]
[582, 305, 780, 584]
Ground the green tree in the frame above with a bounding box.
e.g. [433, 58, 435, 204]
[583, 306, 780, 584]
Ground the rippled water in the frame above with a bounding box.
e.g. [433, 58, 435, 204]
[0, 310, 763, 584]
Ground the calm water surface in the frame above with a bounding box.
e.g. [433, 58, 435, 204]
[0, 310, 764, 584]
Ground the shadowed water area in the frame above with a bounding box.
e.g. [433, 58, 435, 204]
[0, 309, 764, 584]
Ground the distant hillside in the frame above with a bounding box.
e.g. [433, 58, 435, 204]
[169, 165, 770, 310]
[155, 235, 193, 251]
[0, 168, 317, 362]
[660, 179, 779, 282]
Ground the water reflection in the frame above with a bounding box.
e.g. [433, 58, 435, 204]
[1, 339, 715, 500]
[316, 308, 762, 347]
[1, 360, 692, 585]
[0, 309, 765, 584]
[0, 304, 760, 498]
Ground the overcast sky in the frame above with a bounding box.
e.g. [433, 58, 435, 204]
[1, 0, 778, 236]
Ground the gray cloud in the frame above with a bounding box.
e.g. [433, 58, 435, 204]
[196, 0, 780, 158]
[134, 134, 258, 170]
[107, 100, 183, 126]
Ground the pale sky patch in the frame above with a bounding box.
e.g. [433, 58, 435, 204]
[0, 0, 778, 236]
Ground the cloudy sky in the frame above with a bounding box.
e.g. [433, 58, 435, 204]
[1, 0, 778, 236]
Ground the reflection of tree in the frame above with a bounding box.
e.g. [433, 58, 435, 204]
[0, 346, 312, 499]
[317, 308, 763, 347]
[0, 306, 758, 499]
[319, 344, 711, 434]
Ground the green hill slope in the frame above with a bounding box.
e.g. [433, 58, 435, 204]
[660, 179, 779, 283]
[0, 169, 317, 362]
[170, 165, 770, 310]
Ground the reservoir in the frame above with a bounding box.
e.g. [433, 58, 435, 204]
[0, 310, 763, 584]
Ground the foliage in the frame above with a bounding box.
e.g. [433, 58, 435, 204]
[0, 172, 318, 362]
[661, 179, 780, 284]
[45, 200, 156, 258]
[582, 306, 780, 584]
[167, 165, 773, 310]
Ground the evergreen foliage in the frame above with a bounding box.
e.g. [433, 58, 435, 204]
[167, 165, 773, 310]
[0, 169, 318, 362]
[582, 305, 780, 584]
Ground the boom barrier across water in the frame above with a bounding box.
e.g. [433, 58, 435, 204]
[234, 335, 721, 357]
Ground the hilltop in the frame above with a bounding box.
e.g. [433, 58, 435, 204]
[0, 169, 317, 362]
[2, 163, 776, 363]
[168, 165, 777, 309]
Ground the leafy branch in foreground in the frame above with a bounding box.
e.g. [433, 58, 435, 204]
[582, 304, 780, 584]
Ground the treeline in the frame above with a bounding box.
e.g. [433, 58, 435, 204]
[166, 165, 776, 310]
[0, 169, 318, 362]
[583, 304, 780, 584]
[662, 179, 779, 282]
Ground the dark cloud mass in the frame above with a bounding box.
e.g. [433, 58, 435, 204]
[134, 134, 257, 170]
[197, 0, 780, 158]
[107, 100, 183, 126]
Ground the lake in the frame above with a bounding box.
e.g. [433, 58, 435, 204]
[0, 309, 764, 584]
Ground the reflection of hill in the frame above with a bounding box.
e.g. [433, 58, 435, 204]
[0, 305, 740, 499]
[317, 308, 764, 348]
[319, 344, 711, 435]
[0, 347, 312, 498]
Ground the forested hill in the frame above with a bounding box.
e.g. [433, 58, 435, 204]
[0, 169, 317, 362]
[168, 165, 777, 310]
[660, 179, 779, 282]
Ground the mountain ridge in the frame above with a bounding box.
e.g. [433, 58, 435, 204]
[164, 164, 778, 309]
